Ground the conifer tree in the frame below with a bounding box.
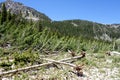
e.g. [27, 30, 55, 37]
[1, 3, 7, 24]
[38, 22, 43, 32]
[7, 9, 12, 21]
[36, 21, 43, 32]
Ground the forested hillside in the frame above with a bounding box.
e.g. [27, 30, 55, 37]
[0, 2, 117, 53]
[0, 0, 120, 41]
[42, 20, 120, 41]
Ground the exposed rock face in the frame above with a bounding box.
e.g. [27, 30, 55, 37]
[109, 24, 120, 28]
[100, 33, 112, 41]
[0, 0, 51, 21]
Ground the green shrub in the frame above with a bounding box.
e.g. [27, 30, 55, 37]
[93, 46, 99, 53]
[0, 48, 4, 57]
[115, 39, 120, 51]
[13, 50, 39, 65]
[0, 61, 13, 70]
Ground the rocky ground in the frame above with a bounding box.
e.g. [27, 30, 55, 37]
[0, 51, 120, 80]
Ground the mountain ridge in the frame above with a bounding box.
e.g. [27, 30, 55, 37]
[0, 0, 120, 41]
[47, 20, 120, 41]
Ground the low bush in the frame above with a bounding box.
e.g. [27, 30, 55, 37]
[0, 61, 13, 70]
[13, 50, 39, 65]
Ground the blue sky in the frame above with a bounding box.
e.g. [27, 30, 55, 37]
[0, 0, 120, 24]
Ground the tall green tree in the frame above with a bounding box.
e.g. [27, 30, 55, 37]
[7, 9, 12, 21]
[1, 3, 7, 24]
[35, 21, 43, 32]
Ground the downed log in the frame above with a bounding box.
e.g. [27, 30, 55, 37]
[43, 58, 76, 67]
[0, 62, 52, 76]
[0, 55, 83, 76]
[58, 55, 83, 62]
[110, 51, 120, 55]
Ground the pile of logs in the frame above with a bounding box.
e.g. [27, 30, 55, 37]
[0, 52, 86, 77]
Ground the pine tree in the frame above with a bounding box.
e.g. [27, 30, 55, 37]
[7, 9, 12, 21]
[38, 22, 43, 32]
[36, 21, 43, 32]
[1, 3, 7, 24]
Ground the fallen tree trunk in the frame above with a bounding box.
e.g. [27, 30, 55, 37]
[0, 62, 52, 76]
[0, 55, 83, 76]
[110, 51, 120, 55]
[43, 58, 76, 67]
[57, 55, 83, 62]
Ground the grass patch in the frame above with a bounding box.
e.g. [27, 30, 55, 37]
[76, 58, 97, 67]
[95, 53, 105, 59]
[112, 56, 120, 63]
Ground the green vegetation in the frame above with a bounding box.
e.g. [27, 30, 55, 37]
[13, 50, 39, 65]
[115, 39, 120, 51]
[0, 61, 13, 70]
[0, 3, 117, 59]
[41, 20, 120, 39]
[1, 3, 7, 24]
